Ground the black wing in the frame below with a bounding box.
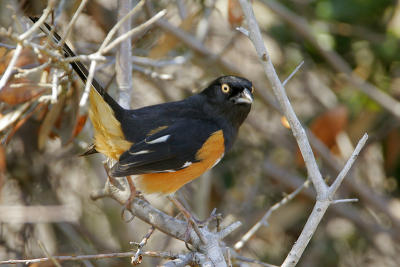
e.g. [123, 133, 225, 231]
[110, 118, 219, 177]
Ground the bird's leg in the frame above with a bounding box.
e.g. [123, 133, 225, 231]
[167, 195, 208, 246]
[200, 208, 223, 231]
[120, 176, 141, 222]
[102, 163, 139, 221]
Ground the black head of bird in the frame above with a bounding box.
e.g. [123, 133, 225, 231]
[201, 75, 254, 128]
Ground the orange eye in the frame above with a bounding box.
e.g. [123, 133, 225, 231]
[221, 83, 230, 94]
[250, 86, 255, 94]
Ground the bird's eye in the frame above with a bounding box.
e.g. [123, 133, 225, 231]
[250, 86, 255, 94]
[221, 84, 230, 94]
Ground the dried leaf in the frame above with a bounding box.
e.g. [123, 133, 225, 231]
[296, 106, 348, 165]
[0, 77, 47, 105]
[385, 129, 400, 175]
[59, 82, 81, 145]
[0, 102, 30, 132]
[228, 0, 244, 28]
[4, 102, 46, 144]
[38, 94, 66, 150]
[0, 47, 38, 74]
[72, 115, 87, 140]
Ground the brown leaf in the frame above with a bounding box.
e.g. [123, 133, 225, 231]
[296, 106, 349, 166]
[0, 47, 39, 74]
[72, 115, 87, 140]
[0, 77, 47, 105]
[4, 102, 46, 144]
[228, 0, 244, 28]
[385, 129, 400, 174]
[38, 95, 66, 150]
[0, 102, 31, 132]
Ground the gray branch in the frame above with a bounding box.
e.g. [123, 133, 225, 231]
[238, 1, 368, 266]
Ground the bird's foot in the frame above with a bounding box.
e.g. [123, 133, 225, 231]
[167, 195, 210, 249]
[195, 208, 223, 230]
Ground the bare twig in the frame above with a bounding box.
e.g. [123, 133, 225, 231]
[116, 0, 134, 109]
[232, 252, 279, 267]
[0, 250, 178, 265]
[131, 55, 188, 67]
[98, 0, 145, 52]
[281, 134, 367, 267]
[332, 198, 359, 204]
[79, 60, 97, 107]
[102, 9, 166, 54]
[37, 240, 62, 267]
[18, 0, 55, 40]
[132, 65, 173, 80]
[234, 179, 310, 251]
[15, 59, 52, 78]
[59, 0, 88, 46]
[282, 61, 304, 86]
[0, 44, 22, 91]
[238, 0, 327, 197]
[131, 226, 156, 264]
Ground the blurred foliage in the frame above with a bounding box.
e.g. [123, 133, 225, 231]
[1, 0, 400, 266]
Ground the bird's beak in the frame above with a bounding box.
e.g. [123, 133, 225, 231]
[234, 88, 253, 104]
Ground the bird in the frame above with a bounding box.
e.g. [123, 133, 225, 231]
[31, 18, 254, 198]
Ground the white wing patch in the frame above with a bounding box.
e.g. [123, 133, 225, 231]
[182, 161, 192, 168]
[129, 150, 152, 155]
[146, 135, 170, 144]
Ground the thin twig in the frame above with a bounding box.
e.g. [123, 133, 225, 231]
[233, 253, 279, 267]
[0, 42, 16, 49]
[282, 61, 304, 86]
[238, 0, 327, 197]
[0, 250, 178, 265]
[132, 65, 173, 80]
[131, 55, 188, 67]
[0, 44, 22, 91]
[37, 240, 62, 267]
[329, 133, 368, 196]
[59, 0, 88, 46]
[98, 0, 145, 52]
[332, 198, 359, 204]
[79, 60, 97, 107]
[116, 0, 134, 109]
[281, 135, 367, 267]
[51, 69, 59, 103]
[15, 60, 52, 78]
[18, 0, 55, 40]
[131, 226, 156, 264]
[102, 9, 167, 54]
[234, 179, 310, 251]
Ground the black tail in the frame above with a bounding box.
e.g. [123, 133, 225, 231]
[29, 17, 124, 116]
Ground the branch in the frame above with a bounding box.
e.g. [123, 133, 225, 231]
[0, 250, 179, 265]
[281, 134, 367, 267]
[238, 1, 368, 266]
[58, 0, 88, 46]
[116, 0, 134, 109]
[234, 179, 310, 251]
[238, 0, 327, 197]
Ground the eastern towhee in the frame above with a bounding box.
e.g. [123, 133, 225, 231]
[30, 17, 254, 196]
